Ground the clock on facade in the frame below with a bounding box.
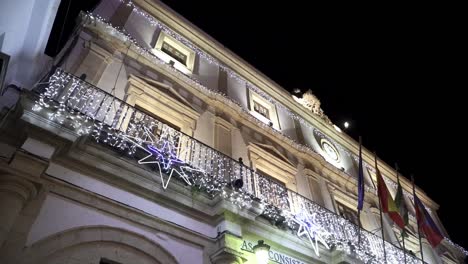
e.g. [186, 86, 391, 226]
[320, 139, 340, 163]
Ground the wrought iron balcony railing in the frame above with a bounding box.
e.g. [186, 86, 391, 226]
[29, 68, 422, 264]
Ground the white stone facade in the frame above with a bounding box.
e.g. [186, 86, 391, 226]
[0, 0, 465, 263]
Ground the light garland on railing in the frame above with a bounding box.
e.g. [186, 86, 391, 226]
[122, 128, 196, 189]
[110, 0, 448, 237]
[82, 13, 379, 197]
[84, 8, 423, 208]
[112, 1, 443, 217]
[277, 194, 421, 264]
[46, 9, 468, 259]
[31, 69, 428, 263]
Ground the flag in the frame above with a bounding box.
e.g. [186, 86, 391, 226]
[376, 169, 405, 229]
[414, 194, 444, 248]
[395, 181, 409, 228]
[357, 141, 365, 211]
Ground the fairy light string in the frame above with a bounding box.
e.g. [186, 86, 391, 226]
[30, 68, 445, 263]
[42, 7, 464, 258]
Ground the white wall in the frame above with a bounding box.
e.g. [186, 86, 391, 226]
[0, 0, 60, 89]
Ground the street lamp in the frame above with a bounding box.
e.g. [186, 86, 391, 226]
[253, 240, 270, 264]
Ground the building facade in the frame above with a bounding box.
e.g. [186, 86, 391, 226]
[0, 0, 466, 263]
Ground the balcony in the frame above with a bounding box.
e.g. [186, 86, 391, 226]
[24, 68, 423, 264]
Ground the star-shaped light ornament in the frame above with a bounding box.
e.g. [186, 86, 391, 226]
[291, 211, 330, 256]
[122, 126, 204, 189]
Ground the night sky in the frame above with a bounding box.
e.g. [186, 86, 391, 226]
[48, 0, 467, 252]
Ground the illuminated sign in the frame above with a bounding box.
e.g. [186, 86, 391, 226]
[241, 240, 306, 264]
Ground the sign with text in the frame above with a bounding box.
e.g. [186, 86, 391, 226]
[240, 240, 307, 264]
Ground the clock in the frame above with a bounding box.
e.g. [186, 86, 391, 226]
[320, 138, 340, 163]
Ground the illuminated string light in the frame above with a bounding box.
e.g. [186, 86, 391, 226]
[34, 61, 467, 264]
[111, 3, 439, 219]
[30, 69, 434, 263]
[33, 19, 464, 263]
[110, 0, 441, 228]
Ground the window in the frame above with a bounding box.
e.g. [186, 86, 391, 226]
[134, 104, 181, 149]
[125, 75, 199, 136]
[253, 100, 270, 119]
[135, 104, 180, 133]
[161, 41, 188, 66]
[336, 200, 360, 226]
[153, 32, 195, 74]
[248, 143, 297, 191]
[257, 169, 288, 209]
[248, 90, 280, 130]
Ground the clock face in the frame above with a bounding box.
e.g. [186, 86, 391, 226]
[320, 139, 340, 162]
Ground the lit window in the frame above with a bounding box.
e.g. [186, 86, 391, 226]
[153, 32, 195, 74]
[161, 41, 188, 66]
[248, 90, 280, 129]
[253, 100, 270, 119]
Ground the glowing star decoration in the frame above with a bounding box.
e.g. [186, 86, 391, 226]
[291, 211, 330, 256]
[145, 142, 185, 170]
[122, 126, 199, 189]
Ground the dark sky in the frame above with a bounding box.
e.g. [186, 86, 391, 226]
[48, 0, 467, 252]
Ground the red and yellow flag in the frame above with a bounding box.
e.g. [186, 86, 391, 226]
[376, 168, 405, 229]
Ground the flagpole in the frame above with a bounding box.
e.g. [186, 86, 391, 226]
[411, 174, 424, 262]
[374, 153, 387, 263]
[396, 163, 407, 264]
[357, 136, 363, 248]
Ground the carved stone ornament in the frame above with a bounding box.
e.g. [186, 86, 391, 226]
[292, 90, 332, 124]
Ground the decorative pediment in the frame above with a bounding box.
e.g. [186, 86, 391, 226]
[252, 142, 294, 167]
[292, 90, 332, 124]
[247, 142, 297, 191]
[135, 75, 196, 111]
[125, 74, 199, 135]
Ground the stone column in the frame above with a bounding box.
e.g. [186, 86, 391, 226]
[0, 174, 37, 247]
